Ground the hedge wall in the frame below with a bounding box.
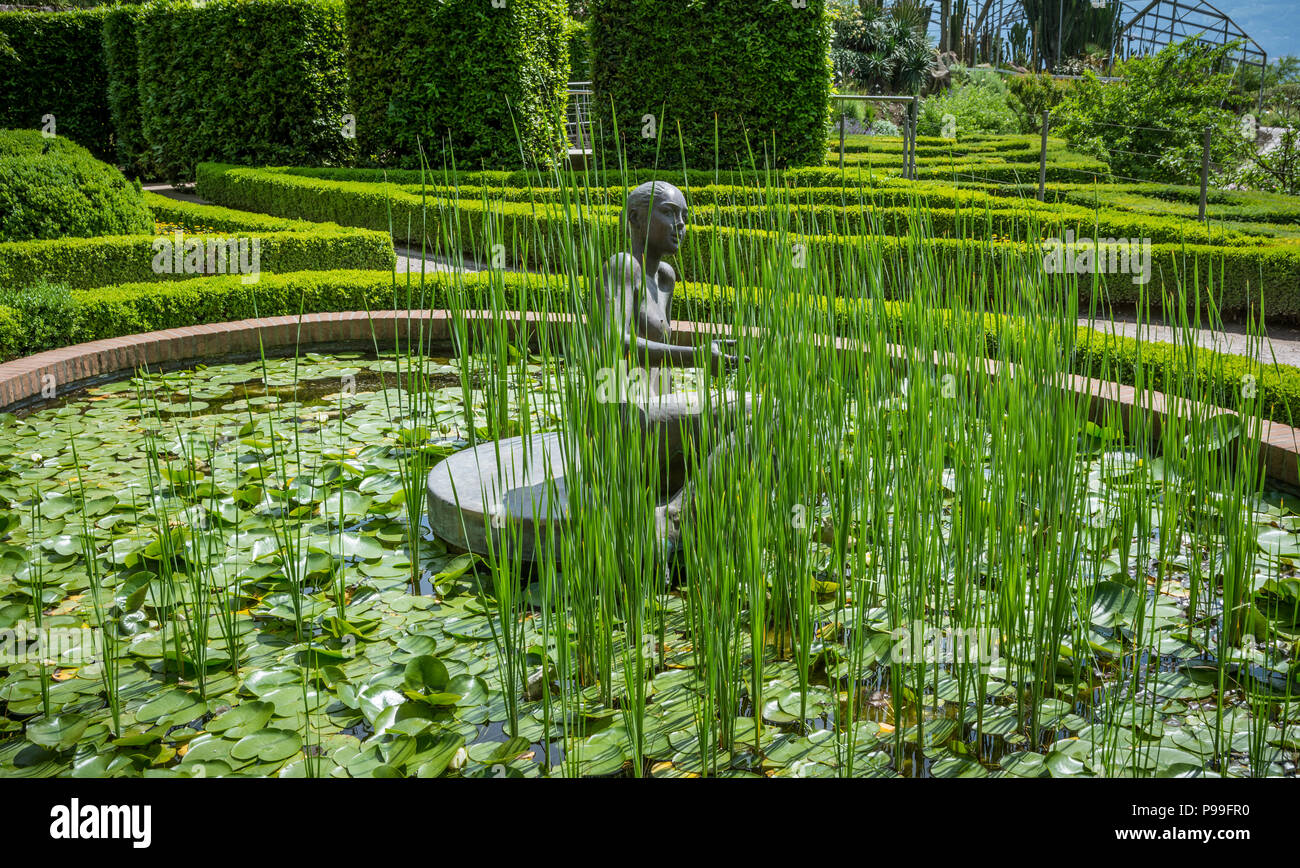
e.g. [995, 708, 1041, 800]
[0, 9, 112, 159]
[5, 268, 1300, 432]
[344, 0, 568, 169]
[0, 229, 396, 291]
[102, 5, 148, 176]
[591, 0, 832, 170]
[1, 192, 394, 290]
[137, 0, 354, 182]
[196, 163, 1300, 319]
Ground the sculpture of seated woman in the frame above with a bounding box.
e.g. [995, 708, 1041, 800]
[599, 180, 750, 556]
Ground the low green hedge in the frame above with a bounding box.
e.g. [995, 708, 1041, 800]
[832, 134, 1048, 156]
[196, 163, 1300, 317]
[0, 188, 396, 289]
[1, 187, 395, 291]
[71, 269, 409, 341]
[273, 165, 778, 190]
[691, 200, 1256, 246]
[1064, 189, 1300, 228]
[0, 230, 394, 291]
[829, 147, 1086, 169]
[143, 191, 344, 234]
[4, 268, 1299, 430]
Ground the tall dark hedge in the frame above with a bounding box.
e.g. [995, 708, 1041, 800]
[591, 0, 832, 169]
[0, 9, 113, 160]
[345, 0, 569, 169]
[102, 5, 148, 176]
[137, 0, 354, 182]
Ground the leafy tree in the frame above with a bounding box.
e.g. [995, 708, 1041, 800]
[1054, 38, 1241, 184]
[1234, 55, 1299, 103]
[1230, 128, 1300, 195]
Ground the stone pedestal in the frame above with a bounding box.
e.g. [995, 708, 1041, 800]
[426, 428, 687, 564]
[426, 432, 573, 562]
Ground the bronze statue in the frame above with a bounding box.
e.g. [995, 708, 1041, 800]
[601, 180, 749, 553]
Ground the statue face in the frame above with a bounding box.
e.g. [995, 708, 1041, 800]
[631, 185, 688, 256]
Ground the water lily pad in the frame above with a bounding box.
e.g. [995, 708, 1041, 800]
[231, 729, 302, 763]
[26, 714, 89, 751]
[206, 702, 274, 738]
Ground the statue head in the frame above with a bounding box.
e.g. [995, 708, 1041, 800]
[623, 181, 687, 258]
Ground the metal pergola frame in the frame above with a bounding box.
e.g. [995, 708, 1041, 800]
[1110, 0, 1266, 98]
[959, 0, 1267, 101]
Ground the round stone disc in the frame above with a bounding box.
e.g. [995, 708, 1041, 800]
[426, 432, 574, 562]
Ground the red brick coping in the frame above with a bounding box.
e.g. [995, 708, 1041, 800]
[1, 310, 1298, 487]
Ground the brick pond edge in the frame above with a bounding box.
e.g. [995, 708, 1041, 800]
[1, 310, 1297, 488]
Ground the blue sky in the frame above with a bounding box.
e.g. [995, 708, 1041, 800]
[924, 2, 1299, 63]
[1210, 0, 1299, 59]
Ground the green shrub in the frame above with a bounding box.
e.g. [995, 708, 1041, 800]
[345, 0, 568, 169]
[1006, 72, 1068, 134]
[0, 129, 153, 242]
[591, 0, 832, 169]
[0, 304, 20, 360]
[829, 0, 933, 94]
[0, 9, 112, 159]
[919, 70, 1020, 138]
[1053, 38, 1242, 185]
[137, 0, 354, 183]
[7, 280, 79, 356]
[102, 5, 148, 176]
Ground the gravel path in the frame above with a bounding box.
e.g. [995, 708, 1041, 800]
[1078, 310, 1300, 369]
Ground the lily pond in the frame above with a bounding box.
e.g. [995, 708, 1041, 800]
[1, 351, 1298, 778]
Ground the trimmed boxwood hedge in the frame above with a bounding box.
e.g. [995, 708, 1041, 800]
[591, 0, 832, 170]
[0, 129, 154, 242]
[195, 163, 1300, 318]
[0, 229, 396, 291]
[0, 9, 112, 159]
[137, 0, 354, 183]
[344, 0, 568, 169]
[1, 189, 395, 289]
[5, 268, 1300, 431]
[143, 191, 343, 234]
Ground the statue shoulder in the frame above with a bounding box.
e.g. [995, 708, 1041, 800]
[604, 252, 642, 285]
[656, 261, 677, 288]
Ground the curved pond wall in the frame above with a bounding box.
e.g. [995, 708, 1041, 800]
[2, 310, 1298, 487]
